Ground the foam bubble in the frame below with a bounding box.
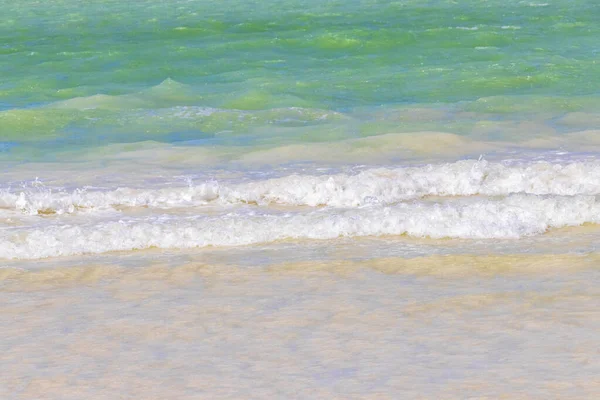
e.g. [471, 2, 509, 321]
[3, 159, 600, 214]
[2, 194, 599, 259]
[0, 182, 221, 215]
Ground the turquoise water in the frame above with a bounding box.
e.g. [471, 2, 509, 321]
[2, 0, 600, 158]
[2, 0, 600, 258]
[4, 2, 600, 398]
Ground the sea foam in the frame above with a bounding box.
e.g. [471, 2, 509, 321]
[3, 160, 600, 215]
[2, 193, 599, 259]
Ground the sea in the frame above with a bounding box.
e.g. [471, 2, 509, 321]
[2, 0, 600, 398]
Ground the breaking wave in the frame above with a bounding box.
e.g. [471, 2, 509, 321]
[3, 160, 600, 215]
[2, 193, 599, 259]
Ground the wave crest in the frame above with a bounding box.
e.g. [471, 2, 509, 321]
[2, 193, 599, 259]
[3, 160, 600, 214]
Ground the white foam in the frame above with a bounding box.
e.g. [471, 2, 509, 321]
[3, 160, 600, 214]
[2, 194, 599, 259]
[223, 160, 600, 207]
[0, 182, 221, 215]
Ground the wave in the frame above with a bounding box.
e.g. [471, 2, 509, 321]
[2, 194, 599, 259]
[3, 159, 600, 215]
[0, 77, 345, 142]
[0, 183, 221, 215]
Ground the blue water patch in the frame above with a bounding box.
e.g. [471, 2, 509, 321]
[0, 103, 14, 112]
[0, 142, 17, 152]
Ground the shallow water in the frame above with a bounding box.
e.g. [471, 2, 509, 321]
[3, 256, 600, 399]
[2, 0, 600, 398]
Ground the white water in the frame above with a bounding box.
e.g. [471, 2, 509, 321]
[3, 159, 600, 215]
[2, 192, 600, 259]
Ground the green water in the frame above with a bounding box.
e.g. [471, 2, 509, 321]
[1, 0, 599, 157]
